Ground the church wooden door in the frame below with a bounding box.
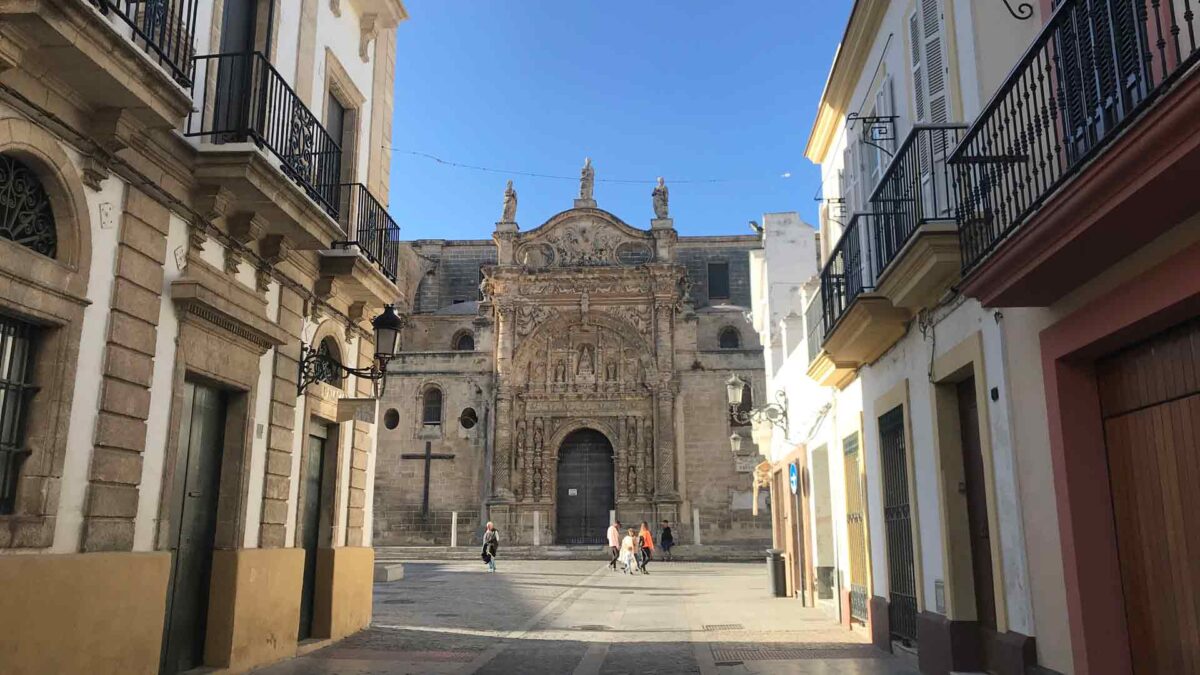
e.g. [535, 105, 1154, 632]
[555, 429, 614, 544]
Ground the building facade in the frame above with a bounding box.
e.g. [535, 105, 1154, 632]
[763, 1, 1200, 674]
[375, 177, 772, 548]
[0, 1, 407, 672]
[756, 2, 1056, 674]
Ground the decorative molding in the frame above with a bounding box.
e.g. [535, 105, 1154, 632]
[259, 234, 290, 266]
[359, 13, 378, 62]
[223, 246, 242, 275]
[79, 154, 110, 191]
[194, 184, 235, 223]
[227, 211, 269, 245]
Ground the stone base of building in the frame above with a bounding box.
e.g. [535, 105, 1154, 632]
[207, 547, 305, 670]
[869, 595, 891, 653]
[0, 551, 171, 675]
[314, 546, 375, 640]
[915, 611, 1039, 675]
[0, 547, 375, 675]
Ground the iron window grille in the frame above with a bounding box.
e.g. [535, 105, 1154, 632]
[0, 315, 37, 514]
[0, 154, 57, 259]
[421, 387, 442, 426]
[313, 338, 342, 387]
[879, 406, 918, 646]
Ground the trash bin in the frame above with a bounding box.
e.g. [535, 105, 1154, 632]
[766, 548, 787, 597]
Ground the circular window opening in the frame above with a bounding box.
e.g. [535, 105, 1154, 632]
[459, 407, 479, 429]
[383, 408, 400, 430]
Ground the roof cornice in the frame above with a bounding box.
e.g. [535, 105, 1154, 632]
[803, 0, 888, 164]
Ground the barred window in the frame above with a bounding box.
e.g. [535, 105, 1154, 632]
[452, 330, 474, 352]
[0, 154, 57, 258]
[315, 338, 342, 387]
[421, 386, 443, 425]
[0, 314, 37, 514]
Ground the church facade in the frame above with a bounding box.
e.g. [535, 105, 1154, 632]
[375, 180, 771, 546]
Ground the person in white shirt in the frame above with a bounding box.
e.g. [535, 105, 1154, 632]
[606, 520, 622, 571]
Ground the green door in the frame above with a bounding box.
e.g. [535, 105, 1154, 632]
[298, 420, 330, 640]
[162, 382, 227, 673]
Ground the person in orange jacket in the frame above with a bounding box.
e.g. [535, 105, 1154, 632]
[637, 521, 655, 575]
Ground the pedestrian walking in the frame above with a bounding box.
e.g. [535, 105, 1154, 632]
[482, 521, 499, 573]
[658, 520, 674, 561]
[619, 527, 639, 574]
[606, 520, 622, 571]
[637, 521, 655, 575]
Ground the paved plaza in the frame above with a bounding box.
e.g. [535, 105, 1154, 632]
[255, 559, 918, 675]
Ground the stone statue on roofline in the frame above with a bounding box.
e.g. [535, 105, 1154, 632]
[580, 157, 594, 202]
[652, 176, 669, 219]
[502, 180, 517, 222]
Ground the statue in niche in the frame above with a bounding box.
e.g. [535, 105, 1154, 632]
[652, 177, 669, 219]
[605, 359, 618, 382]
[515, 422, 527, 466]
[580, 157, 594, 201]
[530, 360, 547, 386]
[502, 180, 517, 222]
[532, 469, 543, 499]
[627, 465, 638, 495]
[577, 344, 595, 376]
[553, 358, 567, 383]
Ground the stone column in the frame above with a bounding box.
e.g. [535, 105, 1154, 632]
[654, 384, 679, 499]
[491, 386, 514, 501]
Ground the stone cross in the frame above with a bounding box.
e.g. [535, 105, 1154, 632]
[401, 441, 455, 517]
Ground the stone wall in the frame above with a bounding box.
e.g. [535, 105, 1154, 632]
[677, 237, 759, 308]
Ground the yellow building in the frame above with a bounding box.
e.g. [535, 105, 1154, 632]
[0, 0, 408, 672]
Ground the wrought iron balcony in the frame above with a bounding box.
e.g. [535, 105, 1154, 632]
[819, 213, 880, 338]
[89, 0, 198, 86]
[334, 184, 401, 282]
[869, 124, 967, 276]
[187, 51, 342, 218]
[950, 0, 1200, 273]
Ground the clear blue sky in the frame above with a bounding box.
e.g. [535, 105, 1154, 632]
[386, 1, 851, 240]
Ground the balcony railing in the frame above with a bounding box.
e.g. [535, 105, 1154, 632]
[869, 124, 967, 276]
[950, 0, 1200, 272]
[820, 213, 880, 338]
[90, 0, 198, 86]
[334, 184, 401, 282]
[805, 292, 824, 363]
[187, 51, 342, 218]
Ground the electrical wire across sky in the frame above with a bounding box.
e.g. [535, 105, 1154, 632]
[389, 147, 794, 185]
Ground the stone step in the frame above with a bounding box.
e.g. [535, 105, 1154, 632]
[373, 543, 770, 563]
[373, 562, 406, 582]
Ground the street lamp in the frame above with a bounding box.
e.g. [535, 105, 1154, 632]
[725, 373, 788, 453]
[298, 304, 406, 396]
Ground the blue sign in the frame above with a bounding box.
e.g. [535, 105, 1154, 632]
[788, 463, 799, 495]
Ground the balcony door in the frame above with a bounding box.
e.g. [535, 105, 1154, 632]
[214, 0, 267, 135]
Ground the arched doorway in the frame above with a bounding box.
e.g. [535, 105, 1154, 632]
[555, 429, 614, 544]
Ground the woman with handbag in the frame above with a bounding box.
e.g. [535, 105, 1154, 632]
[481, 521, 499, 573]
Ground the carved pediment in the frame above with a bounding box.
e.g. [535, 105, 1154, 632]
[515, 209, 655, 270]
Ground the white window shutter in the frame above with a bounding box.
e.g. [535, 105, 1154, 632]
[909, 11, 926, 122]
[922, 0, 949, 124]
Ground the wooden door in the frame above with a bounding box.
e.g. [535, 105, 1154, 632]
[1097, 317, 1200, 673]
[297, 420, 330, 640]
[162, 382, 227, 674]
[555, 429, 614, 545]
[957, 377, 996, 630]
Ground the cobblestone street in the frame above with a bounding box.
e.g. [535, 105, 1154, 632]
[255, 560, 918, 675]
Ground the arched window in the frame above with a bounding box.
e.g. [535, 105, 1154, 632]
[315, 337, 342, 387]
[0, 154, 57, 258]
[452, 330, 475, 351]
[421, 386, 443, 425]
[719, 327, 741, 349]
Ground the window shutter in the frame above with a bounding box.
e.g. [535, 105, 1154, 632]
[842, 143, 858, 215]
[909, 11, 926, 122]
[921, 0, 949, 124]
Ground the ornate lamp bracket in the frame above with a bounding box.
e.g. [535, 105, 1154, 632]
[731, 389, 789, 437]
[1001, 1, 1034, 20]
[297, 343, 391, 397]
